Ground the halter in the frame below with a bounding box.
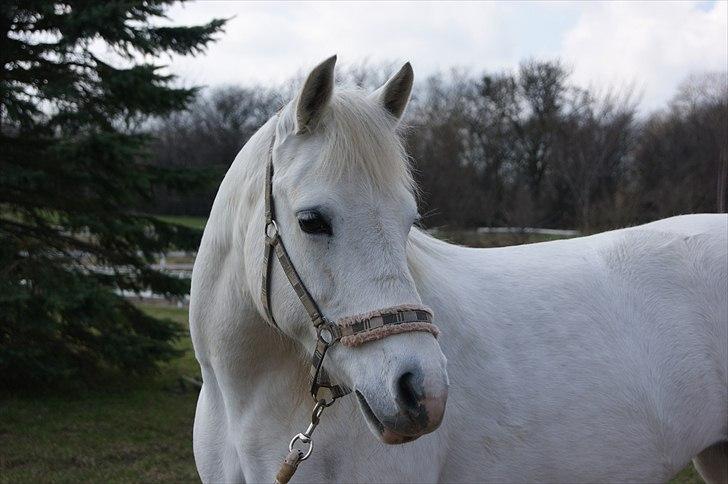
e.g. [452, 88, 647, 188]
[260, 126, 440, 483]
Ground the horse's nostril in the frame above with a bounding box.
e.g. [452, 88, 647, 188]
[396, 371, 423, 411]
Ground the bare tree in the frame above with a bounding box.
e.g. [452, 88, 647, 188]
[407, 73, 487, 228]
[634, 73, 728, 219]
[150, 85, 280, 214]
[672, 73, 728, 213]
[551, 87, 638, 231]
[143, 65, 727, 231]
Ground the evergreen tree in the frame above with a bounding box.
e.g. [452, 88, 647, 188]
[0, 1, 226, 387]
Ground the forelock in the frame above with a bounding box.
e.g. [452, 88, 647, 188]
[314, 90, 415, 195]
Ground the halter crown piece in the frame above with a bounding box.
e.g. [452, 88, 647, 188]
[260, 125, 440, 483]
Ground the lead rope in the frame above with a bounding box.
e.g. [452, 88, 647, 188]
[275, 399, 326, 484]
[262, 127, 439, 483]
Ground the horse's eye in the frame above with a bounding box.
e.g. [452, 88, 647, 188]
[297, 211, 332, 236]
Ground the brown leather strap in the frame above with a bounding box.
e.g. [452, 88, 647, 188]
[272, 238, 325, 327]
[309, 328, 351, 401]
[261, 132, 278, 328]
[261, 126, 325, 330]
[259, 127, 350, 401]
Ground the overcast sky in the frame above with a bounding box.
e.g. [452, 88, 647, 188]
[163, 1, 727, 112]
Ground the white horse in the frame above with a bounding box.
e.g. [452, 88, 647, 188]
[190, 56, 728, 483]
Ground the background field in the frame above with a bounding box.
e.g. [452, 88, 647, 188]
[0, 305, 200, 483]
[0, 232, 706, 483]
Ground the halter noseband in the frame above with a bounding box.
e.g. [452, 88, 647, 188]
[260, 124, 439, 483]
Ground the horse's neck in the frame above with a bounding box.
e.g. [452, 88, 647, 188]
[201, 118, 274, 264]
[406, 230, 506, 399]
[406, 229, 481, 335]
[193, 118, 311, 407]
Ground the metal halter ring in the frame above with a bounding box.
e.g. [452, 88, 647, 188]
[289, 433, 314, 461]
[287, 400, 326, 461]
[265, 220, 278, 239]
[312, 386, 338, 407]
[318, 325, 335, 346]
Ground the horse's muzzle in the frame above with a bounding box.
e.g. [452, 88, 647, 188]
[356, 359, 448, 444]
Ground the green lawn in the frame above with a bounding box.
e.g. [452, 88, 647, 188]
[0, 304, 200, 483]
[672, 464, 704, 484]
[0, 304, 704, 483]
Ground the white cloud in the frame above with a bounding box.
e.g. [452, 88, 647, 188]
[162, 1, 727, 111]
[561, 1, 728, 110]
[164, 1, 508, 86]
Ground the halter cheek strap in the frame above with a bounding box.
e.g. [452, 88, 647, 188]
[261, 147, 325, 330]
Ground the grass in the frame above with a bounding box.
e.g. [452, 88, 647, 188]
[0, 268, 705, 483]
[0, 304, 200, 483]
[672, 464, 705, 484]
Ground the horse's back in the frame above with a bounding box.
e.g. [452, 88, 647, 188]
[638, 213, 727, 238]
[577, 214, 726, 309]
[608, 214, 727, 344]
[608, 213, 727, 291]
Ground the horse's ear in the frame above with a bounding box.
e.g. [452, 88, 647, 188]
[295, 55, 337, 134]
[370, 62, 414, 121]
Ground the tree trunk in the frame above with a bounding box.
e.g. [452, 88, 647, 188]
[717, 151, 727, 213]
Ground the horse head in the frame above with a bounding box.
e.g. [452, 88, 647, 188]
[246, 56, 448, 444]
